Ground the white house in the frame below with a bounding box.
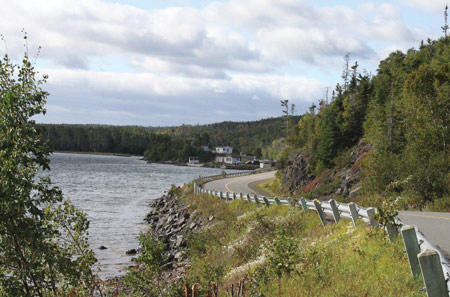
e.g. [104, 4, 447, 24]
[224, 154, 242, 165]
[215, 154, 241, 164]
[215, 146, 233, 154]
[188, 156, 200, 164]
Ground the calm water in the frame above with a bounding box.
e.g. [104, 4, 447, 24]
[43, 153, 236, 279]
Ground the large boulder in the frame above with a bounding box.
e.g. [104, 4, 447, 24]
[283, 149, 314, 194]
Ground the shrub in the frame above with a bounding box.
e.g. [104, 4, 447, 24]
[0, 45, 96, 295]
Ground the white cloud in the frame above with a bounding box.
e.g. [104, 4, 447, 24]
[1, 0, 441, 125]
[44, 69, 325, 102]
[400, 0, 448, 12]
[1, 0, 424, 74]
[36, 68, 325, 125]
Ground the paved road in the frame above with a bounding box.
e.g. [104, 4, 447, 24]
[203, 171, 276, 195]
[203, 171, 450, 254]
[398, 211, 450, 255]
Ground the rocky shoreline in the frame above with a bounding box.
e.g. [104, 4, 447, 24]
[143, 188, 211, 282]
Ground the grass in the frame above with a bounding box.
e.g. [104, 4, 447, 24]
[254, 174, 290, 198]
[180, 186, 425, 297]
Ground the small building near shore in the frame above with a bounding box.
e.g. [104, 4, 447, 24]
[188, 156, 200, 164]
[259, 159, 275, 169]
[224, 154, 242, 165]
[215, 154, 242, 164]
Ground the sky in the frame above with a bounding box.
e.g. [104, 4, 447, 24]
[1, 0, 448, 126]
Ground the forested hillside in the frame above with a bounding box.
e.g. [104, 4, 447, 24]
[162, 117, 299, 157]
[38, 125, 153, 155]
[281, 37, 449, 210]
[38, 117, 294, 161]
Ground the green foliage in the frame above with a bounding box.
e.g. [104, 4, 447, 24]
[265, 227, 300, 297]
[124, 231, 183, 297]
[167, 117, 299, 158]
[286, 62, 371, 175]
[168, 184, 182, 196]
[285, 36, 450, 208]
[39, 117, 293, 162]
[143, 133, 214, 162]
[426, 194, 450, 212]
[0, 52, 96, 295]
[182, 189, 423, 297]
[38, 124, 152, 155]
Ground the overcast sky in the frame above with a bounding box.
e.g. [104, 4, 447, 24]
[1, 0, 447, 126]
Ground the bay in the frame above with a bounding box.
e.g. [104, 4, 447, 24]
[42, 152, 237, 279]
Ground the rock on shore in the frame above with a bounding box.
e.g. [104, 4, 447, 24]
[144, 189, 208, 281]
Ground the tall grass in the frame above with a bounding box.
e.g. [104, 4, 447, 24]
[183, 187, 425, 297]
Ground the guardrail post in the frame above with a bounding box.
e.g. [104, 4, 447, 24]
[313, 200, 327, 227]
[214, 191, 218, 197]
[274, 197, 281, 205]
[366, 207, 377, 227]
[386, 222, 398, 242]
[348, 203, 359, 226]
[329, 199, 340, 222]
[240, 193, 243, 199]
[246, 194, 251, 202]
[226, 192, 230, 201]
[220, 191, 223, 199]
[300, 197, 308, 212]
[401, 225, 421, 279]
[418, 249, 448, 297]
[254, 195, 259, 205]
[263, 197, 270, 207]
[233, 193, 237, 200]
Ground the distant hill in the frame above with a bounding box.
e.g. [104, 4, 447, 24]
[38, 116, 299, 160]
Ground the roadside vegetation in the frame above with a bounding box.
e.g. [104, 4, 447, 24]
[123, 185, 425, 297]
[253, 171, 290, 198]
[275, 36, 450, 211]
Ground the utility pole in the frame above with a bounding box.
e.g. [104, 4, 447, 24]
[281, 99, 289, 135]
[442, 5, 449, 37]
[342, 53, 351, 92]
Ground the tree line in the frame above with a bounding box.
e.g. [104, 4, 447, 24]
[283, 37, 449, 209]
[37, 116, 295, 162]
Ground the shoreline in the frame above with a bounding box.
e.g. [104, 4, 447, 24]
[53, 151, 258, 171]
[53, 150, 140, 157]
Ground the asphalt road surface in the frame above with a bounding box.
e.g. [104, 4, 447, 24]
[203, 171, 450, 254]
[203, 170, 276, 196]
[398, 211, 450, 255]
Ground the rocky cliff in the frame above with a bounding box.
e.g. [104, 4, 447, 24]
[282, 140, 372, 201]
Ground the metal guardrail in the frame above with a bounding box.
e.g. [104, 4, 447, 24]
[193, 172, 450, 297]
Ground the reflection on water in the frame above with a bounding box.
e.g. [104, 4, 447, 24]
[43, 152, 236, 279]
